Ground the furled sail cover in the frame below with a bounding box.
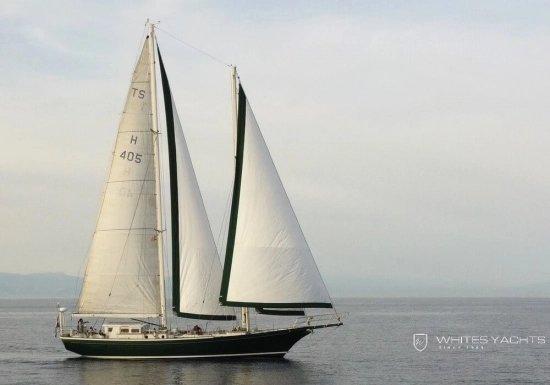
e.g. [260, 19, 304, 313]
[220, 85, 332, 308]
[77, 37, 161, 317]
[158, 49, 235, 320]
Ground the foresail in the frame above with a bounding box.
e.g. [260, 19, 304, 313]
[77, 36, 161, 318]
[220, 84, 333, 309]
[158, 48, 235, 320]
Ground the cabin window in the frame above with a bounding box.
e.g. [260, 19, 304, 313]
[121, 328, 129, 333]
[131, 329, 140, 333]
[108, 328, 113, 332]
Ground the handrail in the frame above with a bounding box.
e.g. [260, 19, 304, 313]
[292, 312, 345, 329]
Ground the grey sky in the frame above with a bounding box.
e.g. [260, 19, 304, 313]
[2, 1, 550, 290]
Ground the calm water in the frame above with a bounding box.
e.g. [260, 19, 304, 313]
[1, 298, 549, 384]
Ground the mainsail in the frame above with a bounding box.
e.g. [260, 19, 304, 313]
[77, 37, 162, 318]
[158, 48, 235, 320]
[220, 84, 333, 309]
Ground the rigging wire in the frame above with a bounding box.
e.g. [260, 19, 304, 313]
[301, 322, 342, 350]
[155, 26, 231, 67]
[216, 179, 234, 262]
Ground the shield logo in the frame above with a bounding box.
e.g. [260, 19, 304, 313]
[413, 334, 428, 352]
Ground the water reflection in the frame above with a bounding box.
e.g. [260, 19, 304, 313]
[172, 360, 311, 385]
[70, 358, 168, 385]
[64, 357, 312, 385]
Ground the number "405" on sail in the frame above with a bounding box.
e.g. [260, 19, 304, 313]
[120, 151, 142, 163]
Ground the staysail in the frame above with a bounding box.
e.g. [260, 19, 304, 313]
[77, 36, 162, 318]
[158, 48, 235, 320]
[220, 84, 333, 309]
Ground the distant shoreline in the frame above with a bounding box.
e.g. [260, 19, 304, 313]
[1, 272, 549, 299]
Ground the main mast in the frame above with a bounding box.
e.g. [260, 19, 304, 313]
[148, 22, 167, 327]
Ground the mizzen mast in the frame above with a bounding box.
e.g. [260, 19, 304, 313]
[229, 65, 249, 332]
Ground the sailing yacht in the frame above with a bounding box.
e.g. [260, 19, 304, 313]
[57, 22, 342, 359]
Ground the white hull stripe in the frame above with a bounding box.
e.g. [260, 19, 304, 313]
[82, 351, 288, 359]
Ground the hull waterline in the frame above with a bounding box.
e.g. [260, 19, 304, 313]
[61, 327, 312, 359]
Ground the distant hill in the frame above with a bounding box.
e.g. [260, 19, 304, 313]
[1, 272, 549, 298]
[0, 272, 81, 299]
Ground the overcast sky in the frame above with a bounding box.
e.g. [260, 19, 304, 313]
[2, 1, 550, 290]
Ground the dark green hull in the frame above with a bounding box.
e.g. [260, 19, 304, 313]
[61, 327, 312, 359]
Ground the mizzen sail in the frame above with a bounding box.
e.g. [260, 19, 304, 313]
[220, 84, 333, 309]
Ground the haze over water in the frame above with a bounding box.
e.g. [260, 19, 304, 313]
[2, 297, 549, 384]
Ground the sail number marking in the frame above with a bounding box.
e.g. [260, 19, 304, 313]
[132, 88, 146, 99]
[120, 151, 142, 163]
[119, 135, 142, 163]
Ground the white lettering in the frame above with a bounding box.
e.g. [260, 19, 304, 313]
[436, 336, 451, 344]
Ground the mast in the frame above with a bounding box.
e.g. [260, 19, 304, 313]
[148, 22, 167, 327]
[231, 66, 238, 155]
[229, 65, 249, 332]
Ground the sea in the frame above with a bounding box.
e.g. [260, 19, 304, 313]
[1, 297, 549, 384]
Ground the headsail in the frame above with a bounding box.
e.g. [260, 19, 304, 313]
[220, 83, 333, 309]
[77, 35, 162, 318]
[158, 48, 235, 320]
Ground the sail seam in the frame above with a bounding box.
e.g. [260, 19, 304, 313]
[105, 154, 154, 309]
